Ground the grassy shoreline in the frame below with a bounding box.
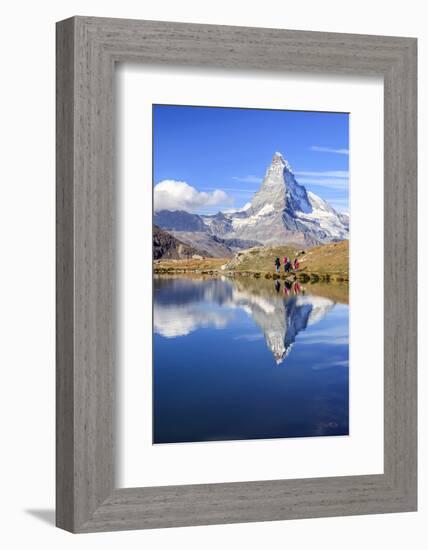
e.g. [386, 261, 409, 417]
[154, 240, 349, 283]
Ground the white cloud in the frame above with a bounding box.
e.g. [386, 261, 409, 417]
[311, 359, 349, 370]
[294, 170, 349, 191]
[295, 170, 349, 178]
[154, 179, 232, 212]
[232, 175, 263, 184]
[310, 146, 349, 155]
[296, 178, 349, 190]
[206, 187, 255, 194]
[233, 333, 264, 341]
[154, 304, 233, 338]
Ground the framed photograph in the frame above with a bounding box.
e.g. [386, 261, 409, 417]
[151, 106, 351, 443]
[56, 17, 417, 532]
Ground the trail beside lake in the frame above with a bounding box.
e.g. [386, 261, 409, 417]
[154, 240, 349, 283]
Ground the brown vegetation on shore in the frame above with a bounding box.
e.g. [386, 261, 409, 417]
[153, 240, 349, 283]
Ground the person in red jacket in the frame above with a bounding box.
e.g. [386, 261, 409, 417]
[293, 257, 299, 271]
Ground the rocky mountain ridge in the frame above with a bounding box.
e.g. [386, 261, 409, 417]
[154, 152, 349, 253]
[153, 225, 206, 260]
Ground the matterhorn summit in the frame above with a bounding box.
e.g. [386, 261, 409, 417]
[222, 151, 348, 247]
[155, 151, 349, 249]
[251, 152, 312, 217]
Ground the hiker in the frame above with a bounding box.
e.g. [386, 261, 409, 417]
[293, 281, 301, 295]
[283, 281, 290, 296]
[283, 256, 288, 272]
[293, 257, 300, 271]
[275, 257, 280, 273]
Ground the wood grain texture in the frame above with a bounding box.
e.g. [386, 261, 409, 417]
[56, 18, 75, 532]
[56, 16, 417, 533]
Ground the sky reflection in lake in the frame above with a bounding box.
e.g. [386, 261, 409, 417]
[153, 276, 349, 444]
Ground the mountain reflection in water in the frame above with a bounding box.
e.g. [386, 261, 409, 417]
[153, 276, 349, 443]
[154, 276, 343, 365]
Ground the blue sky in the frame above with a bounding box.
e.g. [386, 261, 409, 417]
[153, 104, 349, 214]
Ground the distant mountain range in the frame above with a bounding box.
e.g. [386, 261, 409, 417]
[153, 225, 203, 260]
[154, 152, 349, 257]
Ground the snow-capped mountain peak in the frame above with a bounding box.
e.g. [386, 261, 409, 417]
[155, 152, 349, 249]
[251, 152, 312, 216]
[273, 151, 293, 173]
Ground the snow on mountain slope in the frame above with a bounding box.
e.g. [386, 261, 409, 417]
[297, 295, 336, 326]
[226, 152, 348, 246]
[207, 152, 347, 246]
[155, 152, 349, 248]
[295, 191, 349, 240]
[231, 203, 275, 230]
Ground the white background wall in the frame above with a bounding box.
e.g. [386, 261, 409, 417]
[0, 1, 425, 548]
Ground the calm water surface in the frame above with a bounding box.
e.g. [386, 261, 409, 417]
[153, 276, 349, 444]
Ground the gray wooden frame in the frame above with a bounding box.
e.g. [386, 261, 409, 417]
[56, 16, 417, 533]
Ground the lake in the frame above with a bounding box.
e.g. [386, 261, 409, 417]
[153, 276, 349, 444]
